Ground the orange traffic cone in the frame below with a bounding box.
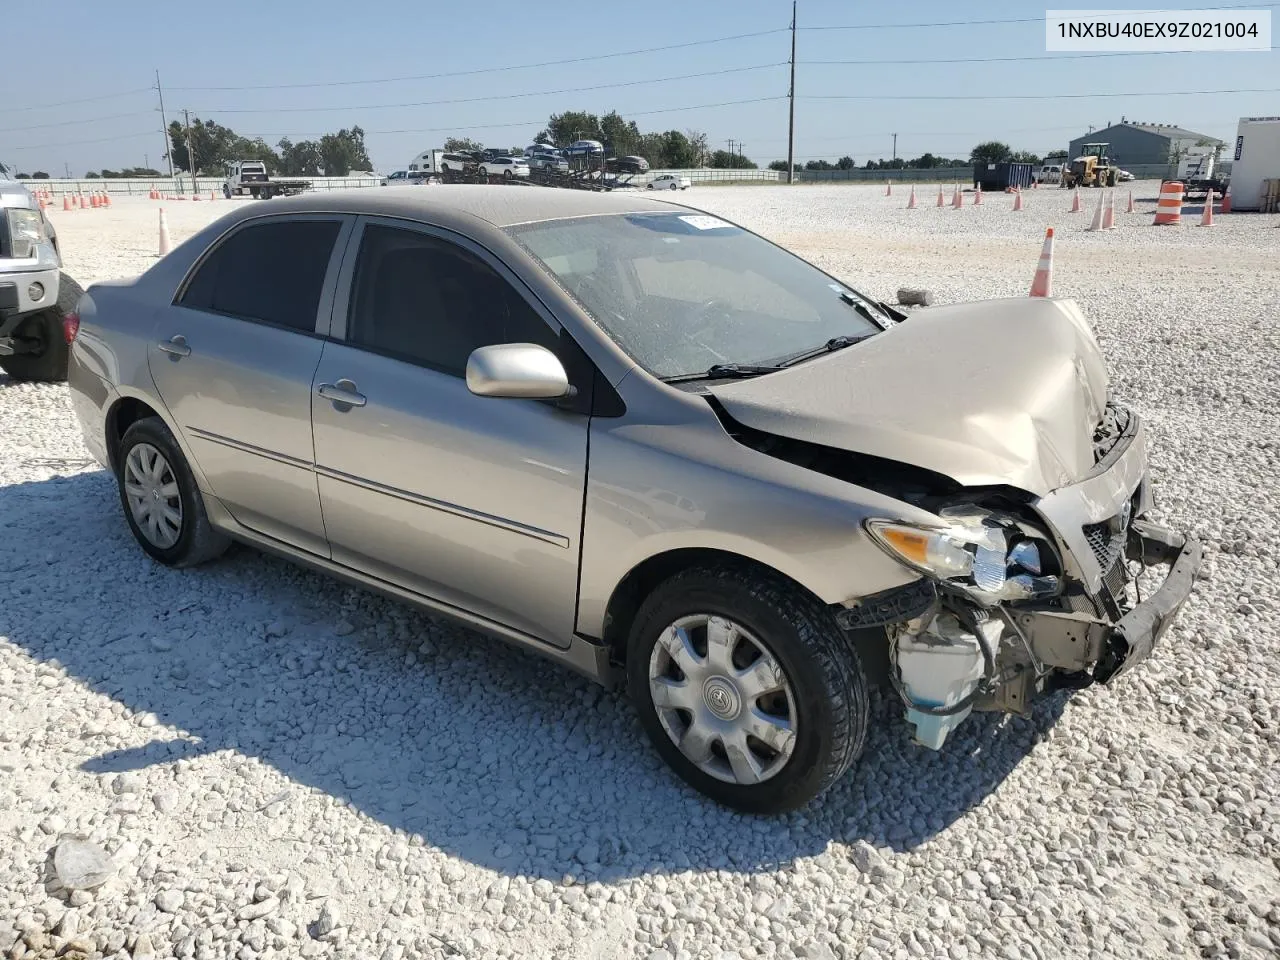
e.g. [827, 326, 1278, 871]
[1012, 188, 1024, 211]
[1126, 190, 1135, 214]
[1200, 189, 1215, 227]
[158, 208, 171, 257]
[952, 185, 963, 209]
[1102, 190, 1116, 230]
[89, 193, 99, 209]
[62, 195, 73, 211]
[885, 181, 892, 197]
[210, 190, 217, 201]
[103, 192, 111, 207]
[906, 185, 917, 209]
[1220, 187, 1231, 214]
[38, 196, 46, 211]
[974, 183, 982, 205]
[1070, 187, 1082, 213]
[1030, 228, 1054, 298]
[936, 184, 945, 207]
[1153, 181, 1184, 225]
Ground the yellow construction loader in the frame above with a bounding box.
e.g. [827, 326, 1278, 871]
[1062, 143, 1119, 188]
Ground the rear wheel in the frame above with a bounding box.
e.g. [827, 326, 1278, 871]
[627, 565, 869, 813]
[116, 417, 230, 568]
[0, 309, 69, 382]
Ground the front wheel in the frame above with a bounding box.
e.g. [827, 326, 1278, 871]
[627, 565, 869, 814]
[117, 417, 230, 568]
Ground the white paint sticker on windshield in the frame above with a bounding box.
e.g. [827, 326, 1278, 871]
[678, 215, 731, 231]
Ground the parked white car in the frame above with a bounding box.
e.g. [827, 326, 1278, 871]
[1036, 164, 1063, 185]
[382, 170, 408, 186]
[648, 174, 691, 191]
[479, 157, 530, 179]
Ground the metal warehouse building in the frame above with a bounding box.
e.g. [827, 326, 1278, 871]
[1068, 120, 1223, 167]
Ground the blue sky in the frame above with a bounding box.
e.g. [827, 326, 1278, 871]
[3, 0, 1276, 175]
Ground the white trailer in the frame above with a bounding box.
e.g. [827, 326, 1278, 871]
[408, 150, 447, 174]
[1228, 117, 1280, 211]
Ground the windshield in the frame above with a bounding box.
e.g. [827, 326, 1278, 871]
[507, 211, 882, 379]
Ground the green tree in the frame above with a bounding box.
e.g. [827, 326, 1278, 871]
[32, 171, 50, 179]
[768, 160, 789, 172]
[544, 111, 603, 148]
[277, 138, 323, 176]
[805, 159, 834, 171]
[708, 149, 757, 169]
[444, 136, 484, 153]
[970, 141, 1013, 164]
[15, 172, 31, 179]
[318, 126, 370, 176]
[655, 131, 696, 169]
[600, 111, 641, 157]
[836, 156, 855, 170]
[84, 172, 101, 179]
[1009, 150, 1042, 164]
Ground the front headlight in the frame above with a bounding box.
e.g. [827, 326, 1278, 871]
[6, 208, 46, 259]
[867, 507, 1060, 603]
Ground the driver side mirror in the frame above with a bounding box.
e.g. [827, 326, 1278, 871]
[465, 343, 575, 400]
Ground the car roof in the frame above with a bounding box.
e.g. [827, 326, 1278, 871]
[222, 184, 682, 228]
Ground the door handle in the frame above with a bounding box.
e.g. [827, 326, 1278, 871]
[317, 379, 367, 408]
[157, 335, 191, 358]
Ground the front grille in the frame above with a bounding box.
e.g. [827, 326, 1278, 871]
[1102, 556, 1129, 598]
[1083, 518, 1126, 570]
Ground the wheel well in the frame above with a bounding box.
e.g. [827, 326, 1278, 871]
[600, 548, 824, 664]
[105, 397, 160, 473]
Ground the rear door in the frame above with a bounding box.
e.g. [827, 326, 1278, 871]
[149, 214, 354, 556]
[310, 218, 590, 643]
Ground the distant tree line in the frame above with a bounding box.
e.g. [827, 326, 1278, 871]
[165, 119, 373, 177]
[767, 142, 1057, 173]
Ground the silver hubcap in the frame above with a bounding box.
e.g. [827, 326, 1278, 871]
[124, 443, 183, 549]
[648, 615, 797, 786]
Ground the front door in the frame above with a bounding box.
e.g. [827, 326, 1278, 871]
[149, 214, 352, 556]
[311, 220, 589, 644]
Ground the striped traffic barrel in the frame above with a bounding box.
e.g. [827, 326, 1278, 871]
[1153, 181, 1184, 225]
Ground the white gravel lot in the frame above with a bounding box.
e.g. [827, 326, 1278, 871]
[2, 186, 1278, 960]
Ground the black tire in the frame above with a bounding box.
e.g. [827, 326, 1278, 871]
[0, 309, 69, 382]
[116, 416, 230, 568]
[626, 565, 869, 814]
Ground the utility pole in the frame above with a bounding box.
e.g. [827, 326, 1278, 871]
[183, 109, 197, 196]
[892, 133, 898, 163]
[786, 0, 797, 184]
[155, 70, 175, 181]
[64, 162, 71, 179]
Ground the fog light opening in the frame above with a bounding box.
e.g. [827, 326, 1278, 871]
[27, 282, 45, 302]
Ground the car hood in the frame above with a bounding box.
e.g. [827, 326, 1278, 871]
[708, 297, 1110, 497]
[0, 179, 35, 209]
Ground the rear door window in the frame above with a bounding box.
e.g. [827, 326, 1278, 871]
[180, 219, 341, 333]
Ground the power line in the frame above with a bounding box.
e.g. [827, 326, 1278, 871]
[186, 63, 787, 115]
[0, 87, 152, 115]
[804, 48, 1278, 67]
[0, 111, 155, 135]
[6, 131, 156, 152]
[804, 86, 1280, 102]
[168, 28, 790, 92]
[246, 96, 788, 140]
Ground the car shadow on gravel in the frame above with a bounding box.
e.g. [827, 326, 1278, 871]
[2, 471, 1070, 880]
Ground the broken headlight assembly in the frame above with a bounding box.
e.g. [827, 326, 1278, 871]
[866, 506, 1062, 604]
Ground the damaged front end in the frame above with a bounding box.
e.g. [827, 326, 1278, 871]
[847, 404, 1202, 750]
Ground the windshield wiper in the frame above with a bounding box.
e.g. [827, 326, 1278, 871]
[839, 291, 891, 328]
[664, 362, 784, 383]
[777, 334, 871, 368]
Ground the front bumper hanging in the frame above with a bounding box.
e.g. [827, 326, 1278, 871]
[1093, 519, 1202, 682]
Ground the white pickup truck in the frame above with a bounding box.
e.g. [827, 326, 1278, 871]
[0, 171, 78, 381]
[222, 160, 312, 199]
